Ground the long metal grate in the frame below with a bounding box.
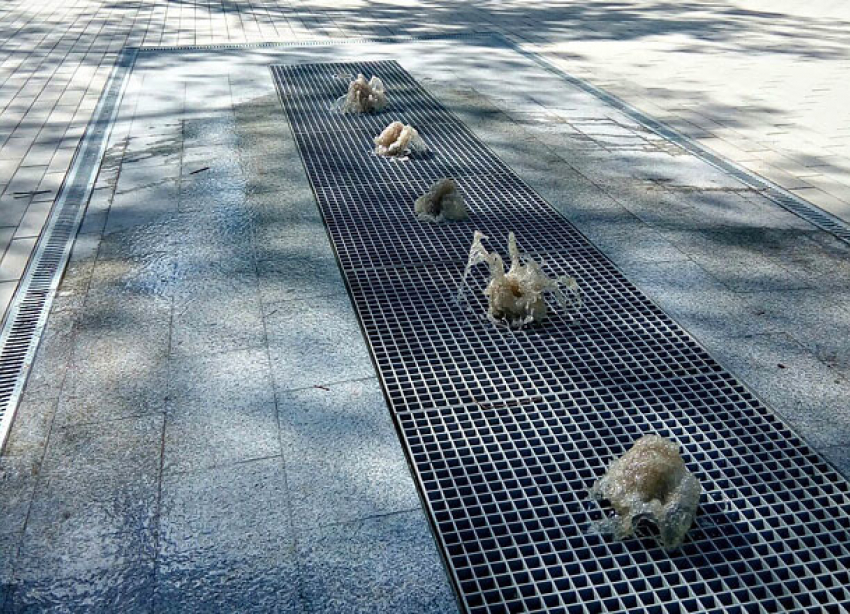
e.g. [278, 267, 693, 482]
[272, 61, 850, 614]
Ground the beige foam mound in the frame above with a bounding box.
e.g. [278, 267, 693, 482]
[591, 434, 702, 549]
[374, 121, 427, 158]
[458, 231, 581, 328]
[334, 74, 387, 114]
[414, 178, 468, 223]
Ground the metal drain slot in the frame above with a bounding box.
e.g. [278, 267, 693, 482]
[275, 60, 850, 614]
[0, 49, 136, 451]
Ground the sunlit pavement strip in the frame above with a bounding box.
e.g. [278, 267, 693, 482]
[0, 37, 848, 612]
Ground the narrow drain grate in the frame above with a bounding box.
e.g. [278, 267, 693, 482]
[314, 174, 590, 270]
[273, 61, 850, 614]
[0, 49, 136, 451]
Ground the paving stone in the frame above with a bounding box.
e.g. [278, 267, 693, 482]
[3, 415, 161, 612]
[104, 177, 179, 236]
[739, 287, 850, 376]
[0, 398, 57, 467]
[39, 413, 163, 480]
[0, 532, 19, 611]
[57, 231, 100, 302]
[265, 292, 375, 392]
[122, 136, 182, 167]
[765, 228, 850, 286]
[178, 161, 247, 213]
[171, 275, 264, 358]
[17, 306, 77, 406]
[297, 511, 458, 614]
[0, 455, 39, 548]
[0, 280, 16, 322]
[5, 558, 154, 614]
[20, 472, 158, 566]
[156, 457, 301, 613]
[579, 218, 690, 266]
[96, 217, 177, 260]
[255, 222, 343, 304]
[658, 227, 814, 293]
[233, 125, 294, 164]
[88, 249, 179, 302]
[120, 148, 181, 171]
[164, 347, 279, 474]
[115, 165, 180, 196]
[624, 259, 778, 342]
[169, 206, 256, 272]
[0, 237, 37, 283]
[0, 227, 15, 259]
[248, 187, 325, 231]
[279, 379, 420, 529]
[51, 282, 170, 426]
[56, 345, 170, 427]
[12, 200, 52, 239]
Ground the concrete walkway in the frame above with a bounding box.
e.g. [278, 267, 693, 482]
[0, 0, 849, 323]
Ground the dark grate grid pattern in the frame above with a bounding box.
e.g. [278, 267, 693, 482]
[314, 174, 590, 270]
[346, 261, 725, 413]
[272, 60, 850, 614]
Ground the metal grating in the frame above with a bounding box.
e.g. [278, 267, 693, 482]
[314, 174, 590, 270]
[272, 60, 850, 614]
[0, 49, 137, 452]
[346, 260, 724, 413]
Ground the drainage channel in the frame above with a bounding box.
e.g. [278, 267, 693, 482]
[273, 61, 850, 614]
[0, 49, 137, 452]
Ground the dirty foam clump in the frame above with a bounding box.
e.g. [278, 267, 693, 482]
[591, 435, 701, 549]
[334, 74, 387, 114]
[374, 121, 427, 158]
[459, 231, 581, 328]
[414, 178, 468, 223]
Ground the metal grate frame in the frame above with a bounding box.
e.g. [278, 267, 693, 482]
[273, 60, 850, 614]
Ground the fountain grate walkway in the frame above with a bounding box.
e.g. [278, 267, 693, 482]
[272, 60, 850, 614]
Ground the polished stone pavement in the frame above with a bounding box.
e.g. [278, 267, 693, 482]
[0, 38, 849, 613]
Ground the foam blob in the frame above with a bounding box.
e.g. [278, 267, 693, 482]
[334, 74, 387, 114]
[591, 434, 701, 549]
[414, 178, 468, 223]
[458, 231, 581, 328]
[374, 121, 427, 158]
